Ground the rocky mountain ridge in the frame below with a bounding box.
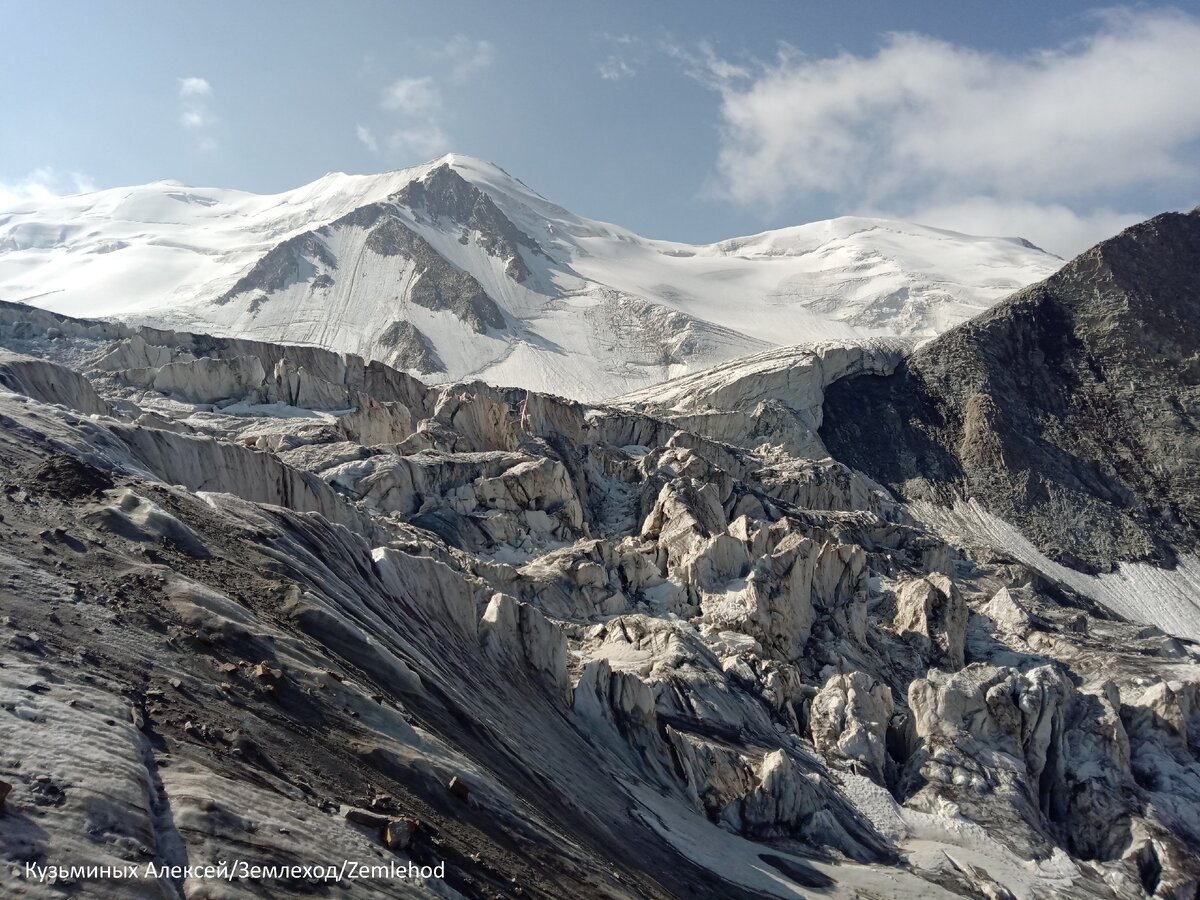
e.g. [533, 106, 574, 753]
[820, 209, 1200, 576]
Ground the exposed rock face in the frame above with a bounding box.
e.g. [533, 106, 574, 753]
[219, 231, 339, 301]
[219, 201, 508, 336]
[3, 223, 1200, 900]
[391, 163, 542, 283]
[359, 209, 507, 332]
[378, 320, 444, 374]
[821, 210, 1200, 572]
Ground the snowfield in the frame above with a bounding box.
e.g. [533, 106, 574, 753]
[0, 154, 1061, 400]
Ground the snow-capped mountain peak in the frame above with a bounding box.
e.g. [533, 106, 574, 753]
[0, 154, 1062, 400]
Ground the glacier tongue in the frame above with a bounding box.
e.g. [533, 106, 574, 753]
[3, 291, 1200, 899]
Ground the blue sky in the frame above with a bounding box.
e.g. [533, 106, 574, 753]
[3, 1, 1199, 255]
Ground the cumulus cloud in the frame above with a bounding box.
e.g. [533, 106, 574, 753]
[178, 76, 211, 98]
[696, 9, 1200, 255]
[0, 168, 95, 209]
[178, 76, 218, 150]
[380, 76, 441, 114]
[435, 35, 495, 83]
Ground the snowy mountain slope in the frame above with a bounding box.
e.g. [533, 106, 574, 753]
[0, 154, 1062, 399]
[0, 167, 436, 316]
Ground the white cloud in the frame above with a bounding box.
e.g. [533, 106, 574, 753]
[596, 33, 647, 81]
[899, 197, 1149, 258]
[435, 35, 495, 83]
[0, 168, 95, 210]
[178, 75, 218, 150]
[387, 123, 451, 160]
[381, 76, 441, 114]
[664, 38, 750, 87]
[371, 35, 493, 163]
[356, 124, 379, 154]
[178, 76, 212, 98]
[598, 55, 635, 81]
[179, 110, 207, 129]
[696, 9, 1200, 256]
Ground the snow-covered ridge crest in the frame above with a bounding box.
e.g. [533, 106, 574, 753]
[0, 153, 1061, 400]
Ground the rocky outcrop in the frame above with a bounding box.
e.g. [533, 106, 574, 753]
[360, 210, 507, 332]
[218, 231, 339, 302]
[213, 189, 509, 342]
[822, 210, 1200, 571]
[392, 163, 543, 283]
[378, 320, 444, 374]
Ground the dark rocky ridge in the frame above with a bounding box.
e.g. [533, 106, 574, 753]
[357, 208, 507, 333]
[217, 201, 508, 334]
[821, 209, 1200, 572]
[392, 164, 543, 283]
[378, 319, 444, 374]
[218, 232, 339, 304]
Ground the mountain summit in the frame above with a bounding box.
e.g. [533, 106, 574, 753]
[0, 155, 1060, 400]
